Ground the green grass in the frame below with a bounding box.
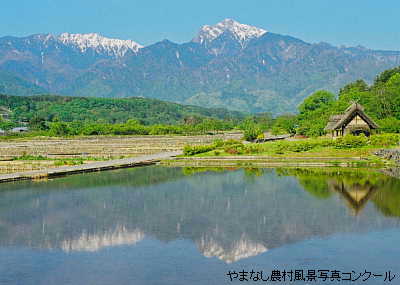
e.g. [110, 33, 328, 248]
[190, 144, 383, 158]
[10, 155, 108, 167]
[11, 155, 48, 161]
[181, 134, 399, 167]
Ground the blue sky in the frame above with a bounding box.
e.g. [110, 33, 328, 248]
[1, 0, 399, 50]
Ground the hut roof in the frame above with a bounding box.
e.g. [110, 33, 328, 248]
[11, 127, 29, 133]
[325, 103, 379, 131]
[324, 115, 343, 131]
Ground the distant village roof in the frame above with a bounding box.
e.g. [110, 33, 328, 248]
[325, 102, 379, 131]
[0, 106, 11, 119]
[0, 106, 11, 113]
[11, 127, 29, 133]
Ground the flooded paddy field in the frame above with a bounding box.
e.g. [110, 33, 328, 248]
[0, 166, 399, 284]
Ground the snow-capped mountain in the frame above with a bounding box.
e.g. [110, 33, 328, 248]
[193, 18, 267, 47]
[1, 19, 400, 113]
[58, 33, 142, 57]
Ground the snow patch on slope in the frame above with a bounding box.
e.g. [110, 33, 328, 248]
[58, 33, 142, 57]
[193, 18, 267, 47]
[61, 226, 145, 252]
[198, 234, 268, 263]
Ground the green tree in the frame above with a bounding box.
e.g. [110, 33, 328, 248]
[49, 122, 70, 136]
[299, 90, 335, 114]
[243, 123, 263, 141]
[271, 115, 298, 135]
[339, 80, 369, 97]
[374, 66, 400, 85]
[29, 115, 48, 130]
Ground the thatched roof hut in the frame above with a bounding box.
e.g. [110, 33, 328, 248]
[325, 102, 378, 137]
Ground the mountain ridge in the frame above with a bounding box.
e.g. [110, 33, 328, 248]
[1, 19, 400, 114]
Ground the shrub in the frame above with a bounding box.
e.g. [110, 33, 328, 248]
[183, 144, 216, 156]
[243, 124, 263, 141]
[288, 141, 315, 152]
[276, 141, 307, 152]
[271, 126, 286, 136]
[148, 125, 184, 135]
[49, 122, 70, 136]
[226, 148, 239, 155]
[271, 114, 298, 135]
[224, 139, 243, 146]
[241, 138, 335, 155]
[377, 117, 400, 133]
[370, 134, 400, 147]
[274, 139, 335, 153]
[334, 134, 369, 149]
[12, 154, 47, 161]
[224, 143, 245, 155]
[318, 139, 337, 147]
[213, 139, 242, 148]
[256, 133, 265, 140]
[213, 139, 224, 147]
[244, 144, 264, 154]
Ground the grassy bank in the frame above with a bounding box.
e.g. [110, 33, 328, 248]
[173, 134, 400, 167]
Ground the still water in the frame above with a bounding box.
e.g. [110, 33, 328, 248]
[0, 166, 399, 285]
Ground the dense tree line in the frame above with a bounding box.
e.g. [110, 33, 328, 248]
[0, 94, 244, 126]
[43, 119, 236, 136]
[0, 94, 245, 135]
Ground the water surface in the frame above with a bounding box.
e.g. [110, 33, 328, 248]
[0, 166, 399, 284]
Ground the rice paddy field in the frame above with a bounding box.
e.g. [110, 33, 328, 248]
[0, 133, 242, 173]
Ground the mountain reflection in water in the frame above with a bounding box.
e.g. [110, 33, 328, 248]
[0, 166, 399, 264]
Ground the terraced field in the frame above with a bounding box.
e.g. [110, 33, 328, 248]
[0, 133, 242, 173]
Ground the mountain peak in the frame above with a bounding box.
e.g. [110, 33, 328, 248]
[58, 33, 142, 57]
[193, 18, 267, 47]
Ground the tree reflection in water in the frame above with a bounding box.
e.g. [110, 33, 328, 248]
[277, 167, 400, 217]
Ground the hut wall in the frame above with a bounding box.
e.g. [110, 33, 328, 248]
[343, 115, 371, 135]
[347, 115, 369, 127]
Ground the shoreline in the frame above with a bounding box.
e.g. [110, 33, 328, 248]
[161, 155, 388, 168]
[0, 153, 397, 184]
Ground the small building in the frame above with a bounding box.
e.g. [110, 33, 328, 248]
[0, 106, 11, 120]
[11, 127, 29, 133]
[325, 102, 378, 137]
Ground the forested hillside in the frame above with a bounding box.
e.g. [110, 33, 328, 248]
[0, 71, 46, 96]
[0, 94, 245, 126]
